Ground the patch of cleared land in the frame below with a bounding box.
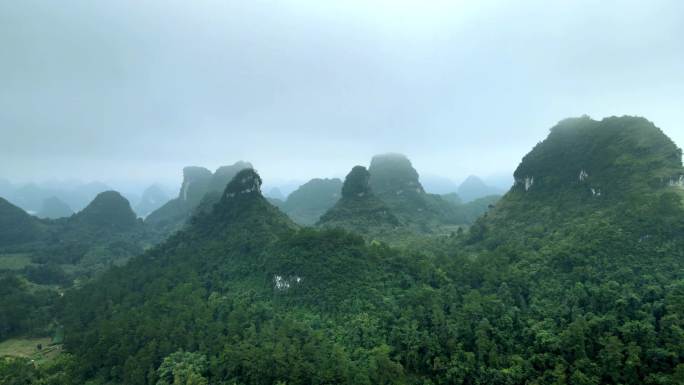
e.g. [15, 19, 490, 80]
[0, 337, 61, 363]
[0, 253, 33, 270]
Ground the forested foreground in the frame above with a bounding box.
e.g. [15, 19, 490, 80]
[1, 116, 683, 385]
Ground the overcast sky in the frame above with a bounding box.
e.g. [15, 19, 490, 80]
[1, 0, 683, 192]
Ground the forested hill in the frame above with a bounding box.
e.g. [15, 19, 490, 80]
[514, 115, 681, 198]
[469, 115, 684, 243]
[317, 165, 400, 233]
[69, 190, 139, 232]
[367, 153, 465, 229]
[0, 197, 45, 246]
[145, 162, 253, 236]
[0, 191, 152, 283]
[457, 115, 684, 384]
[0, 190, 144, 252]
[60, 168, 414, 384]
[14, 116, 684, 385]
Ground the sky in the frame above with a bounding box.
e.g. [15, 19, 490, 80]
[1, 0, 683, 193]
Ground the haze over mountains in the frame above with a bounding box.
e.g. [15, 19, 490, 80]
[1, 1, 683, 383]
[1, 116, 684, 384]
[2, 2, 683, 187]
[1, 115, 679, 384]
[2, 169, 501, 225]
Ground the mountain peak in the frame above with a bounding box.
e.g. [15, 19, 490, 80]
[341, 166, 372, 198]
[366, 154, 464, 229]
[38, 196, 73, 219]
[318, 166, 400, 232]
[512, 115, 682, 198]
[73, 191, 139, 230]
[457, 175, 501, 202]
[179, 166, 213, 204]
[192, 168, 296, 236]
[0, 197, 42, 246]
[146, 162, 254, 235]
[462, 175, 486, 185]
[221, 168, 263, 201]
[471, 116, 684, 244]
[209, 161, 253, 194]
[368, 153, 424, 195]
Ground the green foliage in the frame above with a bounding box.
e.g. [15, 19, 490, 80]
[453, 194, 501, 223]
[208, 162, 253, 195]
[146, 163, 252, 236]
[23, 263, 70, 286]
[368, 154, 464, 229]
[7, 117, 684, 384]
[368, 153, 422, 196]
[0, 190, 155, 343]
[441, 192, 462, 205]
[156, 351, 208, 385]
[0, 354, 79, 385]
[513, 116, 681, 199]
[318, 166, 401, 236]
[0, 198, 44, 247]
[0, 273, 58, 340]
[70, 191, 139, 231]
[319, 164, 497, 242]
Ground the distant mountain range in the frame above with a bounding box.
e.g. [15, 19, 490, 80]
[271, 178, 343, 225]
[0, 179, 173, 218]
[0, 190, 150, 274]
[45, 115, 683, 385]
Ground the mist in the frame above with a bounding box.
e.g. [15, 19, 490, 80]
[1, 0, 683, 194]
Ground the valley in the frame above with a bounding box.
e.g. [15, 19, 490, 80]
[1, 116, 682, 384]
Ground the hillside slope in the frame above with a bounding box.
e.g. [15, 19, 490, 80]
[145, 162, 252, 236]
[277, 178, 342, 225]
[15, 116, 684, 385]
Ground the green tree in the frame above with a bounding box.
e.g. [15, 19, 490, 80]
[156, 351, 208, 385]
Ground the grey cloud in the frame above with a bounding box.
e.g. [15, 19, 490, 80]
[1, 0, 682, 191]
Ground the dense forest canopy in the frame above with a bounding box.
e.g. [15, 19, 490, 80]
[0, 116, 683, 385]
[2, 1, 683, 383]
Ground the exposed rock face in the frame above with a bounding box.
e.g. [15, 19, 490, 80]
[72, 191, 139, 231]
[472, 116, 684, 245]
[179, 167, 213, 205]
[457, 175, 502, 202]
[146, 162, 254, 236]
[512, 116, 682, 198]
[368, 153, 424, 196]
[667, 175, 684, 188]
[37, 196, 73, 219]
